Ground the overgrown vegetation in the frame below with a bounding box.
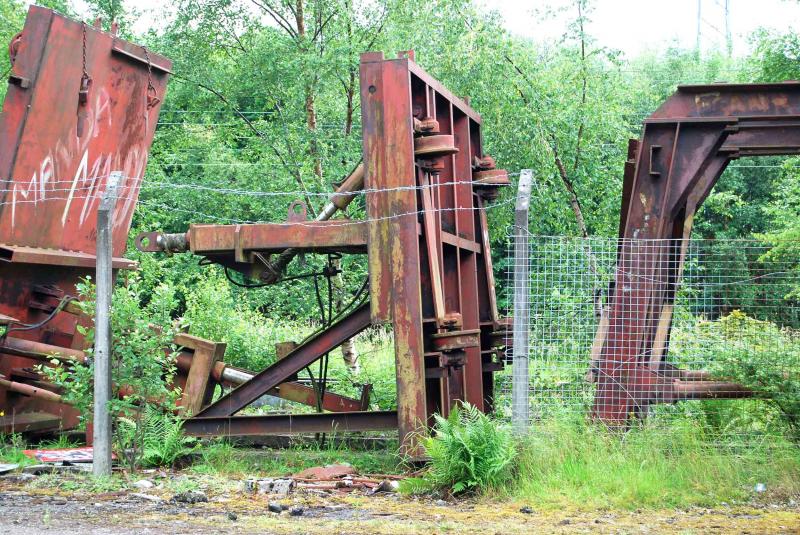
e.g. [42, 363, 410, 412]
[401, 404, 517, 495]
[38, 278, 182, 469]
[509, 418, 800, 510]
[0, 0, 798, 512]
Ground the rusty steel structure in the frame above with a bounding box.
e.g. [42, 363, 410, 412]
[0, 7, 170, 433]
[591, 82, 800, 423]
[137, 51, 511, 453]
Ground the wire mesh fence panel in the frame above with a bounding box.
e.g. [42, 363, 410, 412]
[499, 235, 800, 448]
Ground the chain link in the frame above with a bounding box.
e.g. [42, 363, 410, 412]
[141, 45, 159, 109]
[81, 22, 87, 78]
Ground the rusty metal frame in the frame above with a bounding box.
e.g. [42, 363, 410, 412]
[594, 82, 800, 423]
[128, 52, 510, 453]
[360, 51, 509, 452]
[0, 7, 170, 433]
[183, 410, 398, 437]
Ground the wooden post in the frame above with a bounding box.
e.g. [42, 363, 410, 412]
[93, 171, 121, 477]
[512, 170, 533, 434]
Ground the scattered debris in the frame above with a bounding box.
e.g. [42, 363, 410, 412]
[22, 447, 107, 463]
[268, 502, 285, 513]
[133, 480, 154, 489]
[171, 490, 208, 504]
[22, 463, 85, 475]
[244, 477, 295, 496]
[1, 472, 36, 482]
[244, 469, 402, 497]
[272, 479, 295, 496]
[0, 463, 19, 474]
[294, 464, 356, 480]
[368, 479, 400, 495]
[130, 492, 162, 503]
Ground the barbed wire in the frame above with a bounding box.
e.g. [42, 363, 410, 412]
[0, 192, 516, 226]
[0, 172, 522, 198]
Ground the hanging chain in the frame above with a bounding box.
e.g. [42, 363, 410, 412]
[141, 45, 159, 109]
[81, 22, 88, 80]
[76, 22, 92, 136]
[78, 22, 91, 106]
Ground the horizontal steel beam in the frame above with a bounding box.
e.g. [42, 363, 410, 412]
[183, 410, 398, 437]
[188, 221, 368, 255]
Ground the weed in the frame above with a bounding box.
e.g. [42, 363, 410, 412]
[0, 433, 36, 466]
[401, 404, 516, 495]
[139, 408, 198, 468]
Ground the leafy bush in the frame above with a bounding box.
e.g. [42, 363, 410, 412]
[699, 310, 800, 440]
[401, 403, 517, 495]
[181, 275, 310, 371]
[39, 276, 182, 469]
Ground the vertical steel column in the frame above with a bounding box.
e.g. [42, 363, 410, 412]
[360, 53, 427, 456]
[92, 171, 121, 477]
[511, 170, 532, 434]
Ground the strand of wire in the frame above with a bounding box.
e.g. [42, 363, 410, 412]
[0, 190, 516, 226]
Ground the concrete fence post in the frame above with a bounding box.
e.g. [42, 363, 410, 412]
[93, 171, 122, 477]
[512, 169, 533, 434]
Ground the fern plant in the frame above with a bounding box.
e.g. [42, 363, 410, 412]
[140, 408, 198, 468]
[401, 403, 517, 495]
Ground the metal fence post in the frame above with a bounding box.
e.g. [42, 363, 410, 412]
[512, 169, 533, 434]
[93, 171, 122, 477]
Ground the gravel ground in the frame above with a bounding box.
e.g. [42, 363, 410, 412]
[1, 478, 799, 534]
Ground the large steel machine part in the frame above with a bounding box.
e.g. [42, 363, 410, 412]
[592, 82, 800, 423]
[0, 7, 171, 433]
[138, 51, 511, 454]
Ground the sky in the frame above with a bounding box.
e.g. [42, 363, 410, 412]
[489, 0, 799, 57]
[67, 0, 800, 59]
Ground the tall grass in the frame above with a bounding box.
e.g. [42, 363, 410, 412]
[507, 417, 800, 509]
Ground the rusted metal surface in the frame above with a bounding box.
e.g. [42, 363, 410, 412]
[0, 244, 137, 269]
[360, 51, 509, 453]
[183, 410, 398, 437]
[129, 51, 509, 453]
[594, 82, 800, 423]
[174, 333, 227, 416]
[0, 7, 170, 432]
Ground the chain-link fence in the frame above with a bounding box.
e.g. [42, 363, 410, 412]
[499, 233, 800, 447]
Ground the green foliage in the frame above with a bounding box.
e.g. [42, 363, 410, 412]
[190, 439, 401, 477]
[699, 310, 800, 439]
[181, 273, 311, 371]
[401, 404, 516, 495]
[138, 407, 198, 468]
[0, 433, 37, 467]
[39, 276, 182, 469]
[751, 28, 800, 82]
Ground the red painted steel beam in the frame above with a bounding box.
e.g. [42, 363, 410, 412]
[193, 302, 372, 417]
[183, 410, 398, 437]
